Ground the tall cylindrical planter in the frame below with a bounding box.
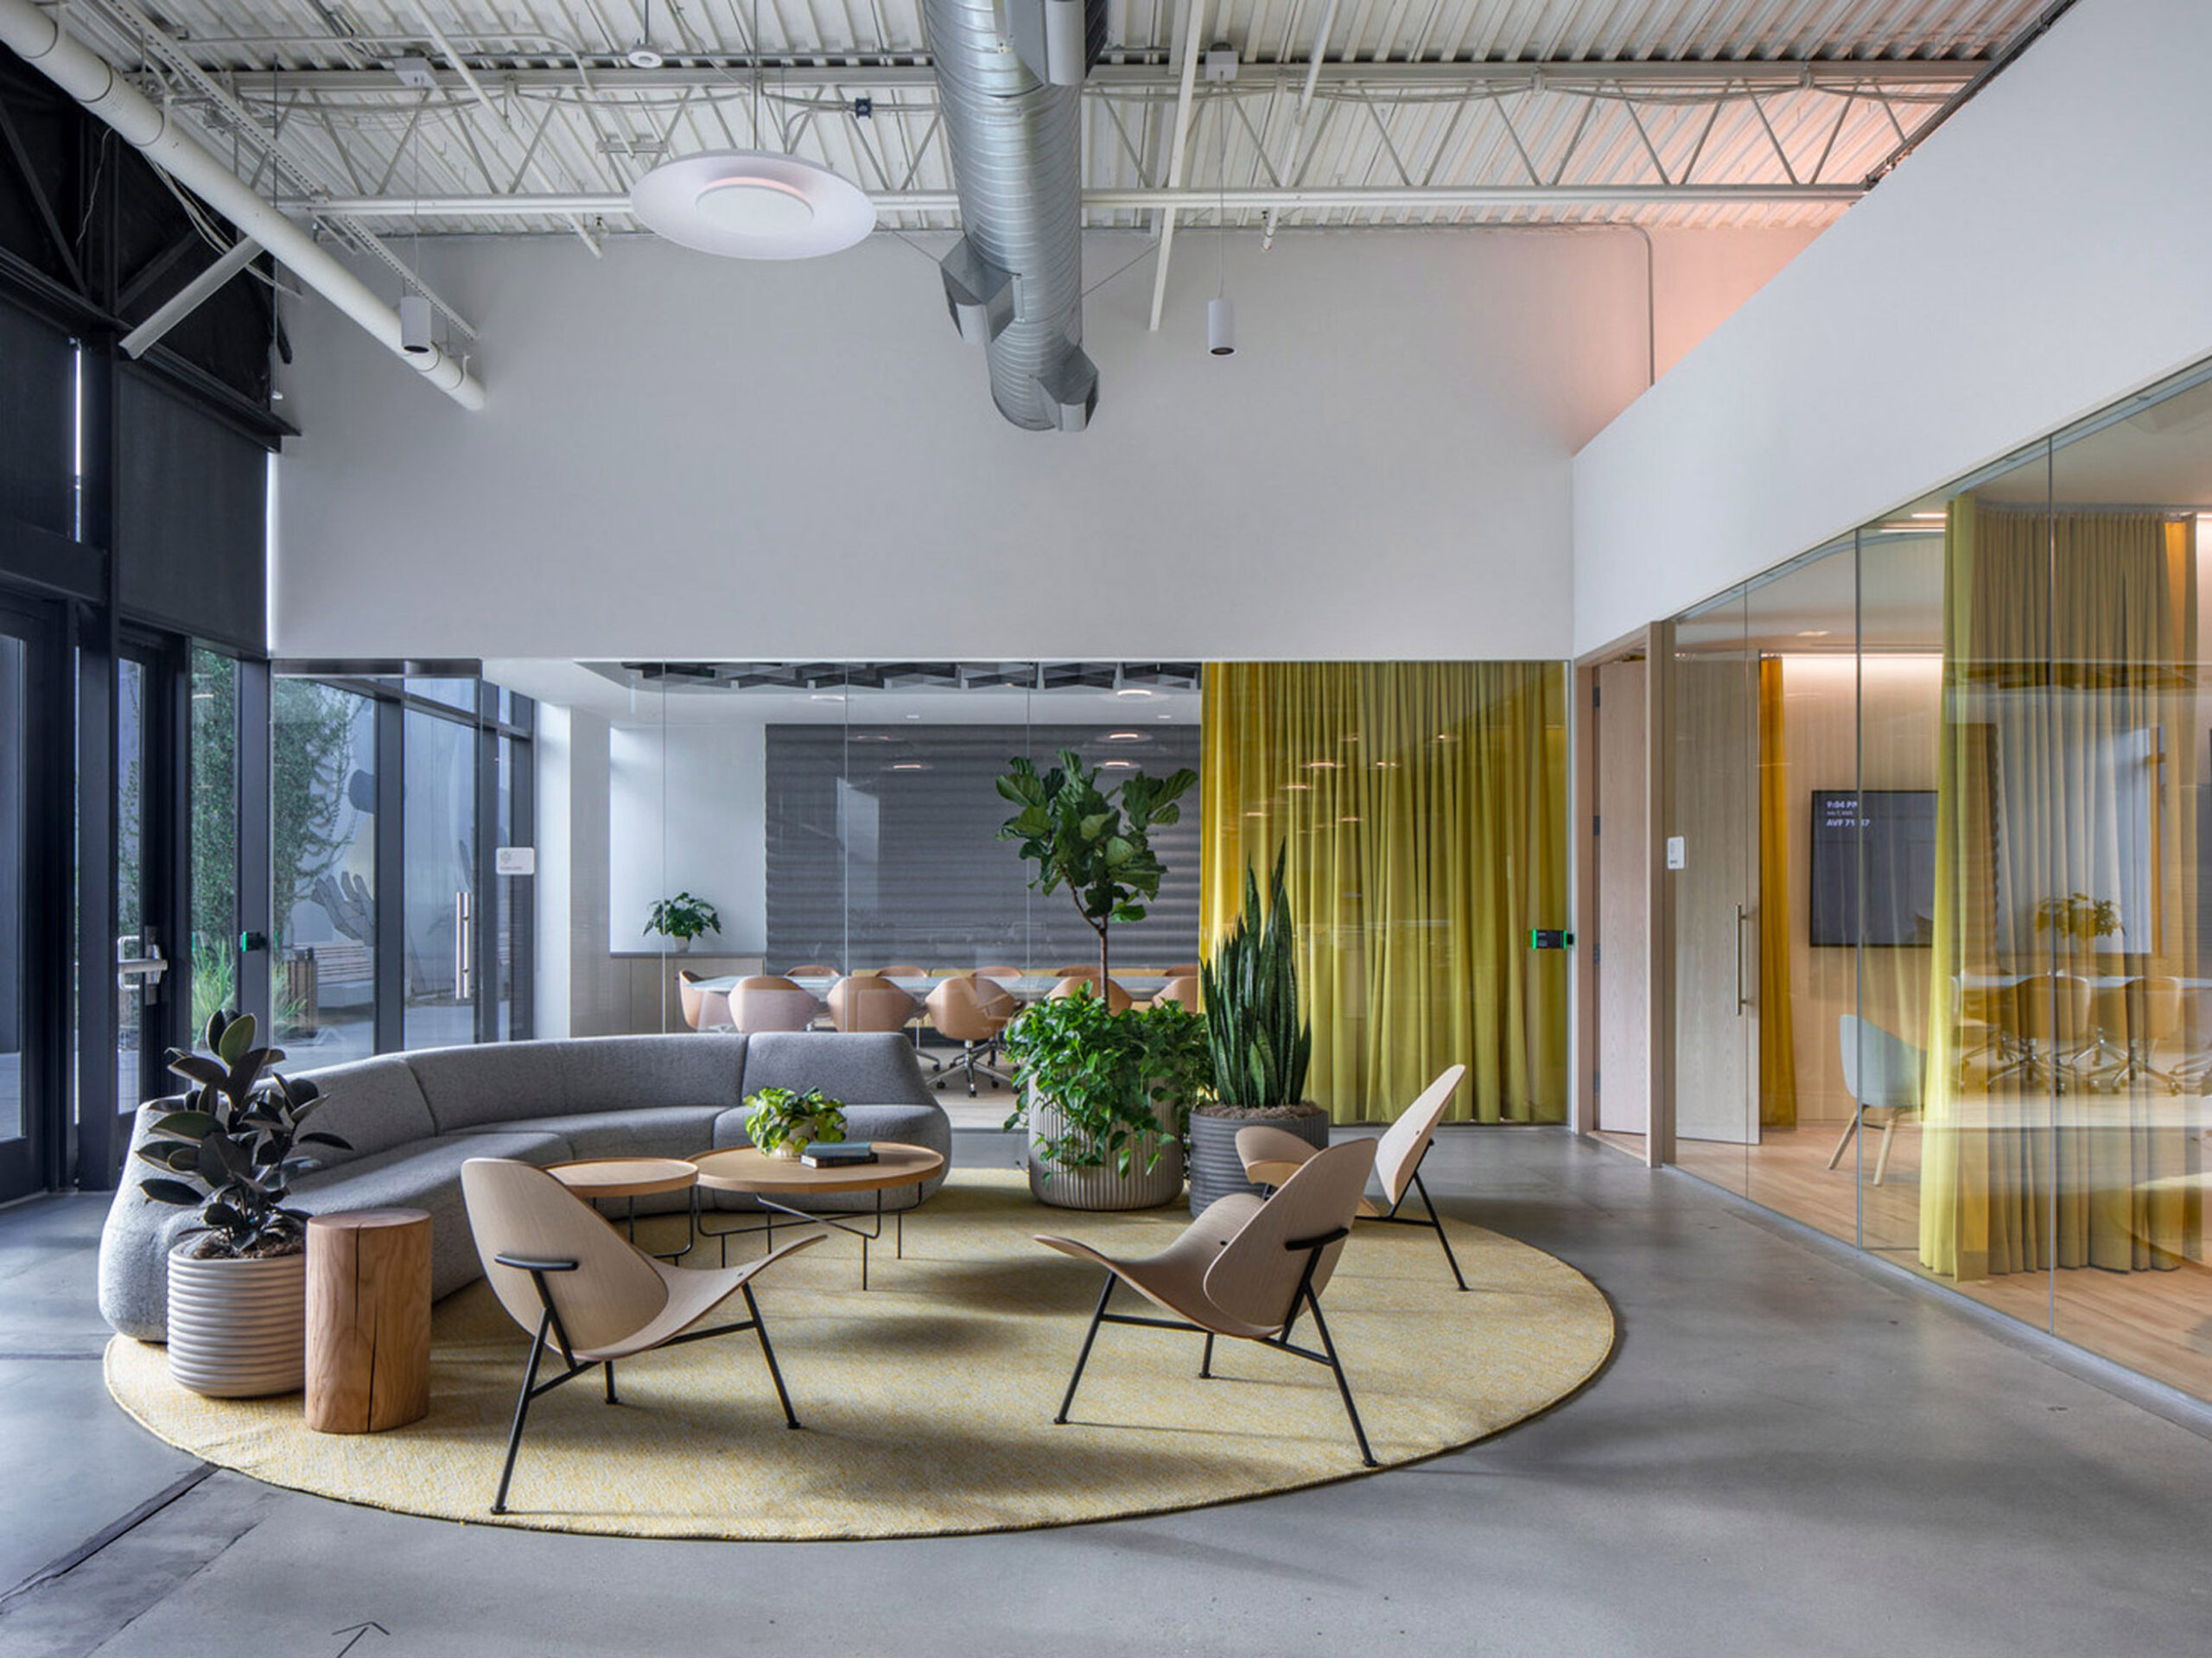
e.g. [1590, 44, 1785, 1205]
[165, 1245, 308, 1398]
[1187, 1105, 1332, 1216]
[1027, 1097, 1185, 1210]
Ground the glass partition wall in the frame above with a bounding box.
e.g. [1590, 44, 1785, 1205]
[1666, 360, 2212, 1404]
[545, 660, 1569, 1125]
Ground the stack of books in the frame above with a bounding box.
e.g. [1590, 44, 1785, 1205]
[800, 1140, 878, 1169]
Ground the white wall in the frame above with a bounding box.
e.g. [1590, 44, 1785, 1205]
[275, 225, 1805, 664]
[609, 720, 767, 955]
[1573, 0, 2212, 657]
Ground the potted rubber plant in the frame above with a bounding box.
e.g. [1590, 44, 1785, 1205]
[743, 1086, 848, 1159]
[1188, 848, 1329, 1215]
[995, 747, 1202, 1207]
[137, 1009, 349, 1397]
[999, 990, 1209, 1209]
[645, 892, 721, 953]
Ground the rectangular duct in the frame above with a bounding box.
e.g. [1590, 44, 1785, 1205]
[1010, 0, 1107, 87]
[940, 237, 1014, 344]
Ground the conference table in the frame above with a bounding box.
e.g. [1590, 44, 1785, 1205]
[686, 971, 1175, 1009]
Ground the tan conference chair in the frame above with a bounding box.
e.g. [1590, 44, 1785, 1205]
[782, 963, 838, 980]
[1147, 975, 1201, 1011]
[733, 975, 823, 1035]
[1162, 963, 1203, 978]
[1034, 1137, 1382, 1465]
[927, 975, 1016, 1096]
[1050, 964, 1094, 979]
[827, 974, 918, 1034]
[677, 969, 731, 1032]
[1237, 1063, 1471, 1291]
[977, 964, 1023, 981]
[1048, 974, 1133, 1014]
[460, 1158, 822, 1515]
[874, 964, 928, 980]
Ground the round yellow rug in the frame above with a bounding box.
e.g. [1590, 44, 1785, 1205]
[106, 1166, 1614, 1540]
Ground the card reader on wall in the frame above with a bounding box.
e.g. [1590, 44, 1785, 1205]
[1529, 930, 1574, 950]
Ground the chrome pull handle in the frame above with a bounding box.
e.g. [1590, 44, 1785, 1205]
[454, 892, 474, 1002]
[1734, 903, 1748, 1014]
[117, 930, 168, 993]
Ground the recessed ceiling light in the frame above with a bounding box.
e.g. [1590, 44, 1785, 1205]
[904, 713, 921, 721]
[810, 693, 845, 702]
[1104, 731, 1144, 740]
[1284, 783, 1311, 791]
[1796, 630, 1831, 638]
[1115, 687, 1154, 697]
[631, 149, 874, 260]
[1102, 759, 1134, 768]
[891, 762, 929, 772]
[1304, 759, 1340, 770]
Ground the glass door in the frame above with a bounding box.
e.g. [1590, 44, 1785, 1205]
[1672, 586, 1757, 1191]
[0, 597, 63, 1199]
[403, 704, 478, 1049]
[115, 639, 185, 1115]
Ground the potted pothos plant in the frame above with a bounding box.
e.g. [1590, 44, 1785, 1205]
[999, 990, 1209, 1209]
[995, 748, 1203, 1207]
[744, 1086, 847, 1159]
[1189, 848, 1329, 1215]
[645, 892, 721, 953]
[137, 1009, 349, 1397]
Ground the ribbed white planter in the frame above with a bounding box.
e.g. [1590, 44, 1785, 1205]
[1027, 1097, 1185, 1210]
[165, 1244, 307, 1398]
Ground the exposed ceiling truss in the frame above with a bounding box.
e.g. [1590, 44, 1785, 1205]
[599, 661, 1203, 692]
[42, 0, 2058, 247]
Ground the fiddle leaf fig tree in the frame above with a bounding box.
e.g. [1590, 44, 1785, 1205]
[995, 748, 1197, 983]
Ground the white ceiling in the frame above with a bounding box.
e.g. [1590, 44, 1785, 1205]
[60, 0, 2054, 246]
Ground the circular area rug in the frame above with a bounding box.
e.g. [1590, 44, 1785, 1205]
[106, 1166, 1613, 1540]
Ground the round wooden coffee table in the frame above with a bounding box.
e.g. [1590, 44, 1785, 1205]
[688, 1144, 944, 1289]
[548, 1156, 700, 1260]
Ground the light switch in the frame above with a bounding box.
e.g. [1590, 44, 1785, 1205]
[1665, 835, 1686, 871]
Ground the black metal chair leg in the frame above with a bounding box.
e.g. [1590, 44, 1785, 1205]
[1199, 1331, 1216, 1377]
[1414, 1168, 1469, 1292]
[744, 1284, 803, 1429]
[603, 1359, 618, 1404]
[492, 1315, 551, 1514]
[1301, 1288, 1377, 1468]
[1055, 1274, 1115, 1424]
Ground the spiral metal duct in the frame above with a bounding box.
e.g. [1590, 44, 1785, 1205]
[924, 0, 1102, 431]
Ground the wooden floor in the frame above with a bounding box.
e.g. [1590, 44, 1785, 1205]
[1615, 1121, 2212, 1401]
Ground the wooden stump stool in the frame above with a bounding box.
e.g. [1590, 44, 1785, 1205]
[306, 1209, 432, 1434]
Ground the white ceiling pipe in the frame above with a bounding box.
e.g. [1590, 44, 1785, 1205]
[0, 0, 486, 411]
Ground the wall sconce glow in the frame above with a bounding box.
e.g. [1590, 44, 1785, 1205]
[631, 151, 874, 260]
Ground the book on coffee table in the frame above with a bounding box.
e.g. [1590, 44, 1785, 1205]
[801, 1141, 878, 1168]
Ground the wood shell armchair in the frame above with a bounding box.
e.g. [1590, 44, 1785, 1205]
[1034, 1137, 1382, 1464]
[1236, 1064, 1471, 1291]
[461, 1158, 823, 1515]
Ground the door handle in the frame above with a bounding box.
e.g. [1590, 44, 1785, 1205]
[117, 929, 168, 993]
[1734, 904, 1749, 1014]
[454, 891, 474, 1002]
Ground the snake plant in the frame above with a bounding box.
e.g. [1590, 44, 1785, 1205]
[1200, 848, 1313, 1108]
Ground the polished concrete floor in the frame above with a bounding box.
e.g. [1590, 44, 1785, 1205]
[3, 1128, 2207, 1657]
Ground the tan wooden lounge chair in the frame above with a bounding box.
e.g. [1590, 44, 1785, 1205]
[461, 1157, 822, 1515]
[1034, 1137, 1382, 1464]
[1236, 1063, 1471, 1291]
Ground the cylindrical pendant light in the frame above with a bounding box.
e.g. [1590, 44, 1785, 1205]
[398, 294, 433, 354]
[1208, 295, 1236, 356]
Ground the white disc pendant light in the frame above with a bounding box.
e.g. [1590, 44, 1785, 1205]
[631, 151, 874, 260]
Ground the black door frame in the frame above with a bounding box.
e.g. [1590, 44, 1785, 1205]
[0, 590, 70, 1200]
[115, 628, 191, 1131]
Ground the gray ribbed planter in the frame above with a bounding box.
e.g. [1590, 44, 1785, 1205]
[1188, 1105, 1331, 1216]
[1027, 1097, 1185, 1210]
[165, 1245, 307, 1398]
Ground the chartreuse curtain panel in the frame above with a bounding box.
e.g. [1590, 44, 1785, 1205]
[1920, 499, 2202, 1280]
[1198, 663, 1567, 1126]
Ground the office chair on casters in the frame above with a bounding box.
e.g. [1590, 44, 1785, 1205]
[1236, 1064, 1471, 1291]
[1035, 1138, 1382, 1466]
[926, 974, 1015, 1096]
[460, 1158, 821, 1515]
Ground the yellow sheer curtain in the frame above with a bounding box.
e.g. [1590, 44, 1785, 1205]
[1920, 500, 2199, 1279]
[1758, 656, 1798, 1127]
[1199, 663, 1567, 1124]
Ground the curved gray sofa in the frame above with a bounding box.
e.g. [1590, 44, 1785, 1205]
[100, 1032, 950, 1343]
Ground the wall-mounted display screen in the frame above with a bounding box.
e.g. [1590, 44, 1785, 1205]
[1808, 790, 1937, 947]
